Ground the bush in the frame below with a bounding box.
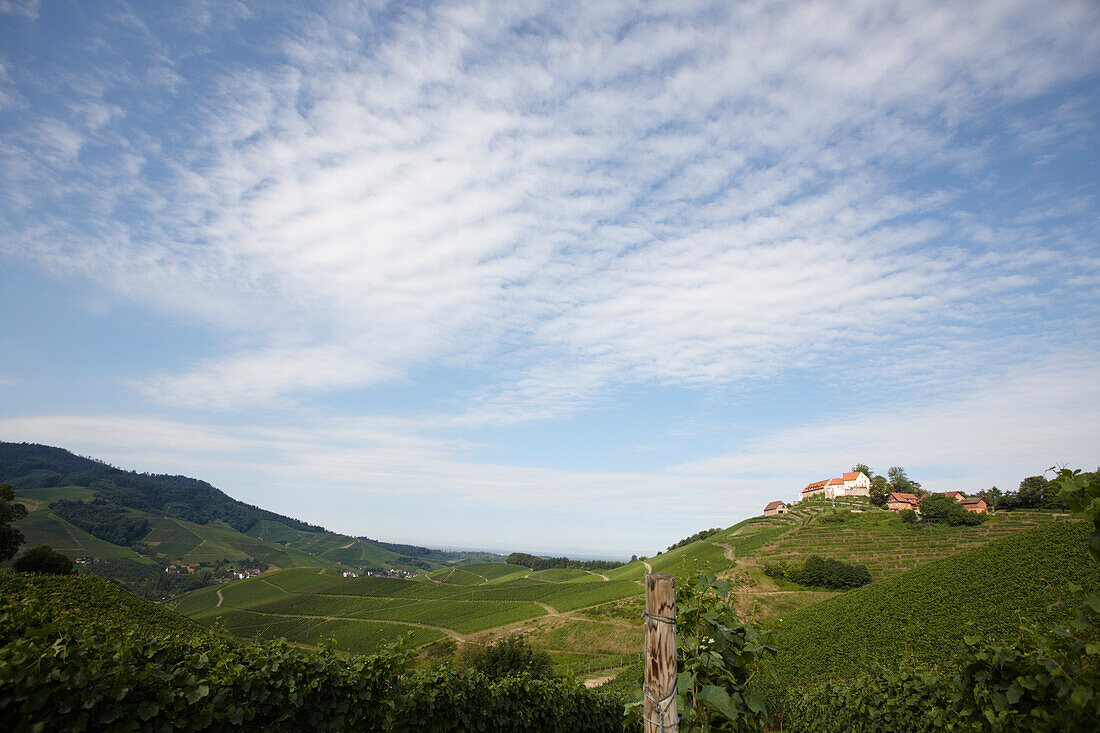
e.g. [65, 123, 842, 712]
[763, 561, 789, 580]
[898, 509, 918, 524]
[920, 495, 986, 526]
[12, 544, 74, 575]
[458, 635, 553, 679]
[819, 510, 851, 524]
[787, 555, 871, 590]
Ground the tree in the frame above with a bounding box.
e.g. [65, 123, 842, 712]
[458, 635, 553, 679]
[12, 544, 74, 575]
[888, 467, 923, 497]
[1017, 476, 1050, 508]
[852, 463, 873, 478]
[869, 476, 890, 507]
[919, 494, 983, 526]
[0, 482, 27, 563]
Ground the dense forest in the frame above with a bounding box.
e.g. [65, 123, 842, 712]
[0, 442, 324, 534]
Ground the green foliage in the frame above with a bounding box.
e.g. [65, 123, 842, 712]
[782, 579, 1100, 731]
[12, 543, 75, 575]
[0, 574, 624, 732]
[783, 555, 870, 590]
[898, 508, 918, 524]
[458, 635, 554, 679]
[888, 466, 923, 496]
[506, 552, 624, 572]
[0, 482, 26, 562]
[769, 521, 1098, 689]
[50, 498, 151, 546]
[0, 442, 323, 534]
[626, 571, 775, 731]
[920, 494, 986, 526]
[1051, 467, 1100, 561]
[666, 528, 723, 552]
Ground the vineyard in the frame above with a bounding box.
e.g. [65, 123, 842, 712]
[0, 572, 623, 732]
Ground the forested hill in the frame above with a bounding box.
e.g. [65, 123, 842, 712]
[0, 442, 323, 534]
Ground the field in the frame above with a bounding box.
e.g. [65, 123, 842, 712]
[769, 520, 1097, 688]
[169, 503, 1074, 682]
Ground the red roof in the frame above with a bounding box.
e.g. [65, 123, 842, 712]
[960, 497, 986, 506]
[888, 492, 919, 504]
[827, 477, 845, 485]
[842, 472, 860, 481]
[944, 491, 965, 498]
[764, 500, 786, 511]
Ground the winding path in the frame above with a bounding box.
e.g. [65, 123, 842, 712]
[215, 588, 224, 608]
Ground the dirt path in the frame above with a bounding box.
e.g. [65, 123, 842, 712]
[584, 675, 615, 688]
[642, 560, 653, 573]
[585, 570, 610, 581]
[712, 542, 736, 563]
[338, 542, 355, 549]
[536, 602, 560, 616]
[215, 588, 224, 608]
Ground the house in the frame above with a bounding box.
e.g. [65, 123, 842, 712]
[764, 500, 788, 516]
[886, 492, 921, 512]
[165, 565, 180, 574]
[342, 571, 359, 578]
[943, 491, 966, 502]
[801, 471, 872, 500]
[960, 497, 988, 514]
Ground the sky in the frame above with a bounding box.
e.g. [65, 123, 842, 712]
[0, 0, 1098, 558]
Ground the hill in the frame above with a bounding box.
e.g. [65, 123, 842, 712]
[769, 519, 1098, 689]
[0, 571, 623, 731]
[1, 442, 505, 597]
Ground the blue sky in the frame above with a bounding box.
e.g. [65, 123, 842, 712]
[1, 0, 1098, 558]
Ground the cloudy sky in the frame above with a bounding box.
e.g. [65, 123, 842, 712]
[1, 0, 1097, 557]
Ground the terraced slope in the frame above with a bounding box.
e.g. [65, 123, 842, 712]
[173, 566, 644, 656]
[770, 519, 1096, 688]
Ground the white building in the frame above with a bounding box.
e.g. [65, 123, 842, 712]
[800, 471, 871, 500]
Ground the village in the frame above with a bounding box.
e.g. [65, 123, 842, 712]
[762, 470, 991, 517]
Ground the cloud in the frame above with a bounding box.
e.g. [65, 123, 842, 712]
[1, 352, 1095, 553]
[1, 0, 1098, 423]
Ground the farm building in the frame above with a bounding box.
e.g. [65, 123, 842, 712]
[960, 497, 989, 514]
[886, 492, 921, 512]
[801, 471, 872, 500]
[764, 500, 788, 516]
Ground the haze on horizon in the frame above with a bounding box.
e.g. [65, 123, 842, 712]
[1, 0, 1098, 558]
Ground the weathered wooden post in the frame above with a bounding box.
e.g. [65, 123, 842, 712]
[643, 573, 678, 733]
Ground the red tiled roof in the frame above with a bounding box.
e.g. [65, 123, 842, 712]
[827, 477, 845, 485]
[960, 497, 986, 505]
[765, 500, 786, 511]
[944, 491, 965, 498]
[888, 492, 919, 503]
[842, 472, 860, 481]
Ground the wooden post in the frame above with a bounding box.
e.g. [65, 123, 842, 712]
[644, 573, 678, 733]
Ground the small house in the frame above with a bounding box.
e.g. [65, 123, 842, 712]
[943, 491, 966, 502]
[764, 500, 788, 516]
[960, 497, 988, 514]
[886, 492, 920, 512]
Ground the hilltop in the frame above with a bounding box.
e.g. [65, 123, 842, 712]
[1, 442, 505, 597]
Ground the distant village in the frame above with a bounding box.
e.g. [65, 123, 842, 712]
[763, 470, 990, 517]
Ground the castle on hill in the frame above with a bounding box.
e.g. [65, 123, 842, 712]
[801, 471, 871, 500]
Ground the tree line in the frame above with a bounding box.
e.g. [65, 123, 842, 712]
[505, 552, 624, 572]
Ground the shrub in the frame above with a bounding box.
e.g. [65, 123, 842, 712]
[787, 555, 871, 590]
[12, 544, 74, 575]
[763, 561, 788, 580]
[458, 634, 553, 679]
[920, 495, 986, 526]
[898, 509, 918, 524]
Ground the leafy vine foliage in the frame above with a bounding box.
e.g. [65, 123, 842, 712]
[626, 571, 775, 731]
[0, 575, 623, 732]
